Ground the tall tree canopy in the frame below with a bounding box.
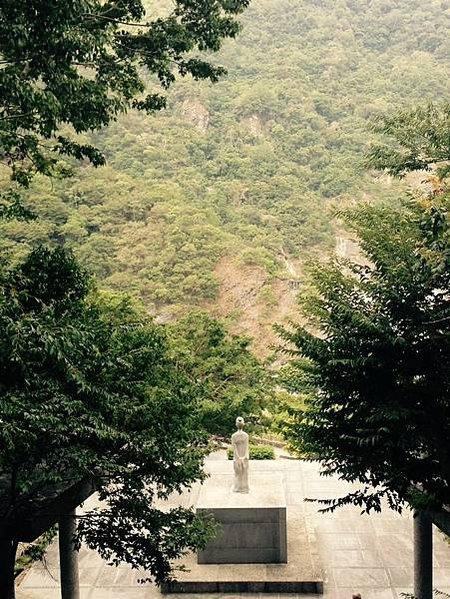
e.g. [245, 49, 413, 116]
[281, 104, 450, 513]
[0, 0, 249, 185]
[366, 102, 450, 179]
[0, 247, 213, 597]
[169, 311, 271, 436]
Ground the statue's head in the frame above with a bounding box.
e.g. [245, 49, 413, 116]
[236, 416, 245, 430]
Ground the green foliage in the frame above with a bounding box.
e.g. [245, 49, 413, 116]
[280, 189, 450, 513]
[248, 444, 275, 460]
[0, 0, 249, 184]
[227, 444, 275, 460]
[14, 527, 57, 578]
[264, 386, 313, 457]
[168, 311, 272, 436]
[366, 103, 450, 178]
[0, 247, 215, 585]
[4, 0, 447, 315]
[0, 192, 36, 222]
[239, 247, 278, 274]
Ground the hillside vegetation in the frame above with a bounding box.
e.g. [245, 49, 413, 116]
[1, 0, 449, 352]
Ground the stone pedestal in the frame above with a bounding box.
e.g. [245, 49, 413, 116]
[196, 473, 287, 564]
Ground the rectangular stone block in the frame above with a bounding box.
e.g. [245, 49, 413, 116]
[162, 579, 324, 594]
[196, 473, 287, 564]
[198, 506, 283, 523]
[201, 521, 281, 549]
[199, 545, 283, 564]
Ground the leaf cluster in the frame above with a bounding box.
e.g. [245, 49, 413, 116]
[168, 310, 272, 436]
[280, 192, 450, 513]
[0, 246, 213, 582]
[0, 0, 249, 184]
[366, 102, 450, 179]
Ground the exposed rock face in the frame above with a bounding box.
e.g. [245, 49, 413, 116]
[245, 114, 263, 136]
[181, 99, 210, 133]
[335, 235, 360, 260]
[205, 258, 304, 358]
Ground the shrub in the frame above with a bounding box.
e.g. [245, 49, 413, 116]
[227, 443, 275, 460]
[250, 444, 275, 460]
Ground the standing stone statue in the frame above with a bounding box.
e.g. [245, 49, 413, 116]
[231, 417, 249, 493]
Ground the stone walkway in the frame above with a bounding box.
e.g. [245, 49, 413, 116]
[17, 459, 450, 599]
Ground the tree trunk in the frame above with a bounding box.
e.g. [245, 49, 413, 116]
[0, 538, 18, 599]
[414, 509, 433, 599]
[59, 508, 80, 599]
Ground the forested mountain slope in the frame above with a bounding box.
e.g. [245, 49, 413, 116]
[1, 0, 449, 353]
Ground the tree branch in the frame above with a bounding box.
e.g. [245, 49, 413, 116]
[82, 13, 150, 27]
[424, 314, 450, 325]
[0, 112, 35, 122]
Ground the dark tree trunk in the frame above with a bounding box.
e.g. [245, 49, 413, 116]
[414, 509, 433, 599]
[0, 538, 18, 599]
[59, 509, 80, 599]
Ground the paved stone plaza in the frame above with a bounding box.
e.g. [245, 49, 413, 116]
[17, 458, 450, 599]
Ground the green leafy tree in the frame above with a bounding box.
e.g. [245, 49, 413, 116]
[0, 0, 249, 185]
[280, 185, 450, 513]
[169, 311, 271, 436]
[0, 248, 214, 599]
[366, 102, 450, 178]
[281, 103, 450, 512]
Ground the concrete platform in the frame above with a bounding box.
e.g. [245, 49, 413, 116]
[196, 473, 287, 564]
[162, 464, 322, 593]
